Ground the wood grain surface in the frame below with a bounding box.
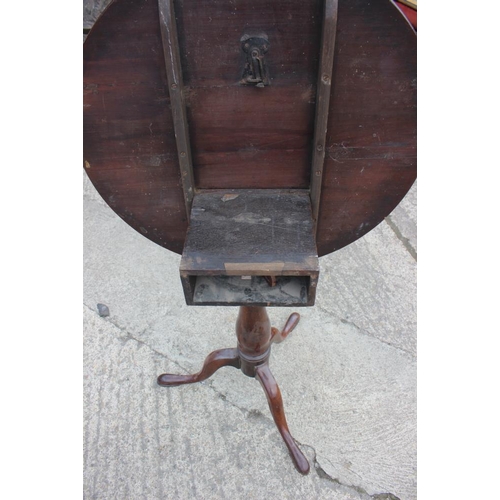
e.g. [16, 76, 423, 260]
[174, 0, 323, 190]
[316, 0, 416, 255]
[83, 0, 416, 257]
[84, 0, 188, 253]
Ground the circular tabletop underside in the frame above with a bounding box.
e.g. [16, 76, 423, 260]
[84, 0, 416, 257]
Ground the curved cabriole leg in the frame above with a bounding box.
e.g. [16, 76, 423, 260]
[255, 362, 310, 475]
[271, 312, 300, 344]
[157, 348, 240, 387]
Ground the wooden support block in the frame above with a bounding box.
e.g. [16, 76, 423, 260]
[180, 190, 319, 306]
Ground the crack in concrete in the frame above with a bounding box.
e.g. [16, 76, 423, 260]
[338, 316, 415, 360]
[298, 441, 401, 500]
[314, 303, 416, 360]
[84, 302, 175, 358]
[85, 303, 404, 499]
[84, 303, 254, 415]
[384, 216, 417, 262]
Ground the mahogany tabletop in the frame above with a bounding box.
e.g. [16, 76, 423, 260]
[83, 0, 416, 257]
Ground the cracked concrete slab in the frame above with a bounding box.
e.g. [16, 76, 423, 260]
[386, 181, 417, 257]
[318, 218, 417, 358]
[84, 175, 416, 499]
[85, 306, 379, 500]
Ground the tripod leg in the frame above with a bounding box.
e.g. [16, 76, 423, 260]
[157, 348, 240, 387]
[271, 312, 300, 344]
[255, 363, 310, 475]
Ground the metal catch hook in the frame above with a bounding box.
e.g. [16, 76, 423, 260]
[240, 34, 270, 87]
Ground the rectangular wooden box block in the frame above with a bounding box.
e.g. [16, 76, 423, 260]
[180, 190, 319, 306]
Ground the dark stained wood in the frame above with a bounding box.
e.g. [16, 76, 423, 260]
[310, 0, 338, 235]
[180, 191, 318, 274]
[83, 0, 416, 257]
[158, 0, 195, 218]
[316, 0, 416, 256]
[157, 305, 310, 474]
[179, 190, 319, 306]
[255, 362, 310, 475]
[157, 348, 241, 386]
[186, 86, 316, 189]
[271, 312, 300, 343]
[84, 0, 188, 253]
[173, 0, 323, 189]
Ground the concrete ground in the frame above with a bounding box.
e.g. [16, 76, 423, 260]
[83, 173, 417, 500]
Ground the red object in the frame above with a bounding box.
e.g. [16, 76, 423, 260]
[395, 2, 417, 30]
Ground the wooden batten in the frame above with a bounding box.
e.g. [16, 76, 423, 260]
[157, 0, 195, 220]
[310, 0, 338, 236]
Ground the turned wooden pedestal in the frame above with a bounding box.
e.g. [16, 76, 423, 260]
[157, 305, 310, 475]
